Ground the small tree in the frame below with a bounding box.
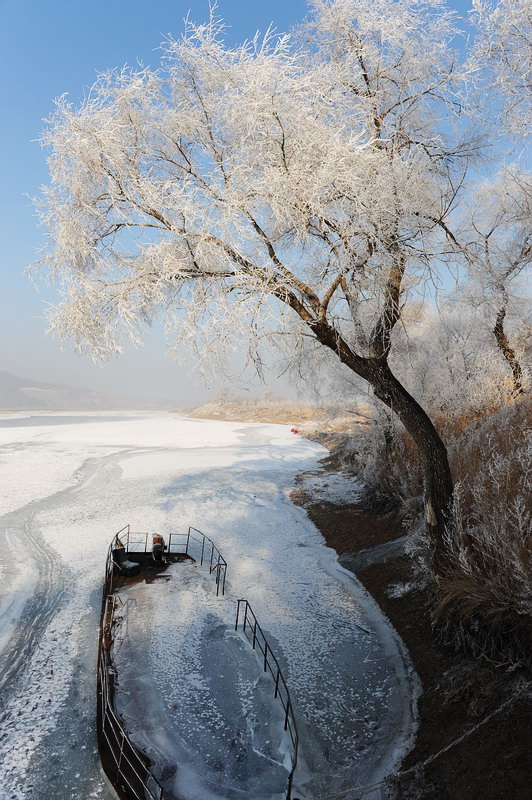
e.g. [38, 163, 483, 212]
[462, 169, 531, 396]
[36, 1, 483, 577]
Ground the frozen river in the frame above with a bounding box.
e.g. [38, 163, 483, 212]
[0, 412, 417, 800]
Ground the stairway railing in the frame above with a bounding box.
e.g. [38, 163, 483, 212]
[235, 598, 299, 800]
[98, 526, 298, 800]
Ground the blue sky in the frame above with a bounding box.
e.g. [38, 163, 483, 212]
[0, 0, 473, 404]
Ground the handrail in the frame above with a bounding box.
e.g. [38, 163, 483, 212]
[98, 524, 228, 800]
[99, 527, 298, 800]
[113, 525, 227, 596]
[97, 570, 165, 799]
[235, 599, 299, 800]
[168, 527, 227, 596]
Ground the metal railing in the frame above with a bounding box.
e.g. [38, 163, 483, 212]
[98, 539, 166, 799]
[235, 599, 299, 800]
[113, 524, 227, 596]
[168, 527, 227, 596]
[99, 528, 298, 800]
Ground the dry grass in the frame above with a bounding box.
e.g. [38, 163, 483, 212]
[331, 395, 532, 664]
[187, 395, 370, 430]
[434, 398, 532, 664]
[187, 400, 323, 425]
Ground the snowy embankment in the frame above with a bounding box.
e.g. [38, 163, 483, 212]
[0, 412, 417, 800]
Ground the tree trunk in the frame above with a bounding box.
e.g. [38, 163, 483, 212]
[309, 320, 453, 578]
[493, 303, 524, 396]
[364, 359, 454, 579]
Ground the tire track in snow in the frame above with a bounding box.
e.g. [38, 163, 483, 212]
[0, 516, 66, 701]
[0, 454, 105, 700]
[0, 444, 161, 694]
[0, 445, 176, 798]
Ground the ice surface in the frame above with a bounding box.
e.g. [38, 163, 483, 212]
[0, 412, 417, 800]
[113, 564, 289, 799]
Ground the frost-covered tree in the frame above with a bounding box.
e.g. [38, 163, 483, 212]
[461, 168, 531, 395]
[469, 0, 532, 136]
[35, 1, 481, 576]
[393, 306, 524, 417]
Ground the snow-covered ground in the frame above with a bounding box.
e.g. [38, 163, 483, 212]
[0, 412, 417, 800]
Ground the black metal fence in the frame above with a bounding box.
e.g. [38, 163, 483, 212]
[97, 526, 166, 799]
[98, 527, 298, 800]
[116, 524, 227, 596]
[235, 599, 299, 800]
[167, 527, 227, 596]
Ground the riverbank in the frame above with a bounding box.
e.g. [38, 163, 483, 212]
[292, 450, 531, 800]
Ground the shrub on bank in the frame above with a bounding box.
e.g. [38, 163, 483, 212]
[335, 397, 532, 664]
[437, 400, 532, 664]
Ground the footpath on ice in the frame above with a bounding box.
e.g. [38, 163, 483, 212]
[0, 412, 418, 800]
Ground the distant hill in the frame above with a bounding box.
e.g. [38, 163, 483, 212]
[0, 370, 172, 411]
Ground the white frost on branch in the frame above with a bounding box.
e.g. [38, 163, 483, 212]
[34, 0, 468, 374]
[462, 167, 531, 316]
[469, 0, 532, 136]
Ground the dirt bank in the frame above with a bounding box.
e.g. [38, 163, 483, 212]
[292, 453, 531, 800]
